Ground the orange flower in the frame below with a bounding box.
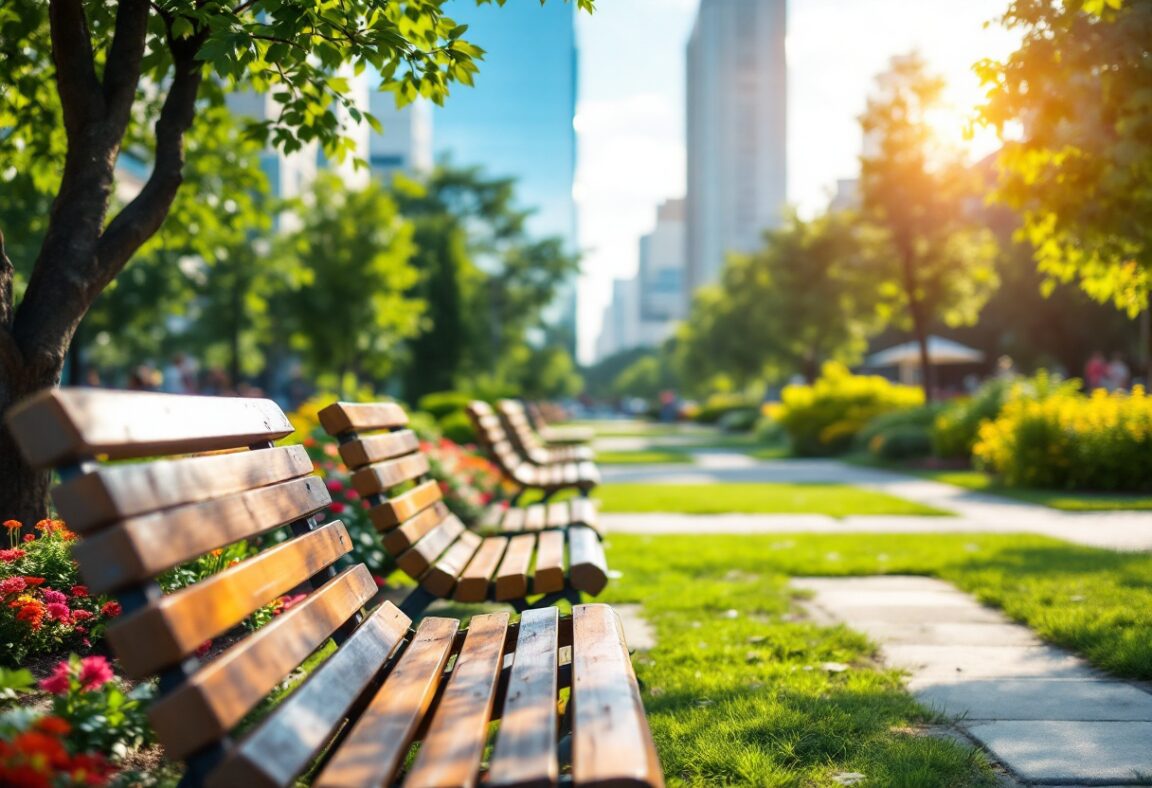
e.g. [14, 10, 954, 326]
[3, 520, 21, 531]
[33, 717, 70, 737]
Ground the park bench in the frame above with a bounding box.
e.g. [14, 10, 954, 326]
[318, 401, 609, 616]
[6, 388, 662, 788]
[526, 400, 595, 447]
[467, 401, 600, 500]
[496, 399, 595, 465]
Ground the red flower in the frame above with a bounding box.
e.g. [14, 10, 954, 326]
[2, 520, 21, 531]
[45, 602, 70, 623]
[34, 716, 71, 737]
[13, 730, 69, 767]
[195, 640, 213, 658]
[329, 502, 346, 514]
[38, 662, 71, 695]
[22, 534, 34, 543]
[0, 548, 25, 562]
[100, 601, 122, 618]
[22, 577, 45, 587]
[0, 576, 26, 595]
[71, 609, 93, 623]
[70, 585, 88, 598]
[77, 656, 113, 691]
[372, 574, 387, 588]
[326, 479, 344, 494]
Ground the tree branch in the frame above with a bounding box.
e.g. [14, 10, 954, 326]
[102, 0, 151, 124]
[0, 228, 14, 331]
[48, 0, 103, 140]
[95, 31, 206, 286]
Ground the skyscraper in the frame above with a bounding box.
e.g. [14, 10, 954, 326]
[435, 1, 579, 352]
[685, 0, 787, 298]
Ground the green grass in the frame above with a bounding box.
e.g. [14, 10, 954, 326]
[595, 531, 1152, 784]
[878, 464, 1152, 512]
[747, 445, 790, 461]
[596, 450, 694, 465]
[596, 482, 951, 517]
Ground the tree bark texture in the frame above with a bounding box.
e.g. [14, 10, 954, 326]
[0, 1, 205, 521]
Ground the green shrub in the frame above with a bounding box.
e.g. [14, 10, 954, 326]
[417, 390, 474, 419]
[754, 413, 788, 446]
[440, 410, 477, 445]
[406, 410, 442, 441]
[694, 394, 757, 424]
[716, 407, 759, 432]
[974, 383, 1152, 491]
[932, 378, 1013, 459]
[870, 425, 934, 460]
[776, 362, 924, 456]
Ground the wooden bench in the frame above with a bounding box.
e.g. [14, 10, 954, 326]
[318, 401, 609, 616]
[7, 388, 663, 788]
[467, 401, 600, 500]
[496, 399, 595, 465]
[526, 402, 595, 446]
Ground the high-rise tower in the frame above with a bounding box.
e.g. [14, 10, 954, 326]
[685, 0, 787, 299]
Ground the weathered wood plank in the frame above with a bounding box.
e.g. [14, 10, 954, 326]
[206, 601, 411, 788]
[501, 507, 526, 533]
[313, 616, 459, 788]
[53, 445, 313, 533]
[337, 429, 420, 469]
[149, 565, 375, 760]
[350, 453, 430, 495]
[7, 388, 292, 466]
[532, 530, 565, 595]
[404, 612, 510, 788]
[455, 537, 508, 603]
[317, 401, 408, 436]
[74, 476, 330, 595]
[421, 530, 482, 598]
[494, 533, 536, 601]
[568, 526, 608, 597]
[108, 521, 352, 678]
[523, 504, 547, 532]
[383, 500, 451, 555]
[488, 607, 560, 788]
[395, 516, 465, 578]
[367, 479, 441, 530]
[571, 604, 664, 788]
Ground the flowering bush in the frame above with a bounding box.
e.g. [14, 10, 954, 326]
[421, 438, 507, 523]
[0, 521, 121, 666]
[776, 363, 925, 456]
[975, 385, 1152, 491]
[0, 655, 153, 786]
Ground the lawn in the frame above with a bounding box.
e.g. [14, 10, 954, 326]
[902, 466, 1152, 512]
[595, 482, 951, 517]
[592, 531, 1152, 784]
[596, 449, 694, 465]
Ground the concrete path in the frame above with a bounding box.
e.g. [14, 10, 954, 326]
[794, 576, 1152, 785]
[599, 454, 1152, 551]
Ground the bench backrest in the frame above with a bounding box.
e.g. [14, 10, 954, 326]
[496, 398, 549, 460]
[6, 389, 408, 784]
[466, 400, 530, 476]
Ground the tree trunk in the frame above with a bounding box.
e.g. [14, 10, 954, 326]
[0, 358, 62, 523]
[912, 313, 933, 402]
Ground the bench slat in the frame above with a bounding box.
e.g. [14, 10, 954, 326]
[367, 479, 442, 530]
[571, 604, 664, 788]
[317, 401, 408, 436]
[568, 526, 609, 597]
[524, 503, 548, 532]
[533, 530, 566, 595]
[108, 521, 352, 678]
[337, 429, 420, 469]
[53, 445, 313, 533]
[488, 607, 560, 788]
[405, 612, 510, 787]
[546, 501, 571, 530]
[501, 507, 526, 533]
[150, 565, 376, 760]
[495, 533, 536, 601]
[421, 530, 482, 598]
[207, 601, 411, 788]
[383, 500, 451, 555]
[74, 476, 330, 595]
[351, 453, 430, 495]
[314, 617, 459, 788]
[8, 389, 292, 466]
[396, 516, 466, 577]
[455, 537, 508, 603]
[478, 503, 507, 532]
[569, 497, 599, 530]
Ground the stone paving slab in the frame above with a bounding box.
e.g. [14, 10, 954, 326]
[793, 575, 1152, 785]
[911, 679, 1152, 721]
[965, 721, 1152, 784]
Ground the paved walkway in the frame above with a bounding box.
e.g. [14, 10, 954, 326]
[599, 454, 1152, 551]
[794, 576, 1152, 785]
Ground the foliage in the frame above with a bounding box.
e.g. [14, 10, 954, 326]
[581, 347, 659, 399]
[0, 520, 121, 666]
[975, 383, 1152, 491]
[978, 0, 1152, 315]
[694, 394, 758, 425]
[417, 391, 474, 420]
[678, 211, 880, 388]
[611, 351, 678, 402]
[420, 438, 506, 523]
[0, 654, 153, 785]
[776, 362, 925, 456]
[857, 405, 941, 461]
[715, 408, 759, 433]
[438, 410, 477, 445]
[932, 379, 1015, 459]
[858, 52, 999, 398]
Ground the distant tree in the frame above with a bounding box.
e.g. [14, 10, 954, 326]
[977, 0, 1152, 356]
[859, 52, 999, 401]
[275, 174, 423, 396]
[581, 347, 657, 400]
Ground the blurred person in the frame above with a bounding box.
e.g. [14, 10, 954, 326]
[1084, 351, 1108, 390]
[1106, 352, 1130, 392]
[161, 352, 198, 394]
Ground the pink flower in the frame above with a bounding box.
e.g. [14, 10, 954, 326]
[70, 585, 88, 598]
[77, 656, 113, 691]
[22, 533, 34, 543]
[329, 502, 345, 514]
[0, 548, 25, 562]
[46, 602, 70, 622]
[345, 488, 359, 500]
[71, 609, 93, 623]
[38, 662, 71, 695]
[42, 589, 67, 606]
[326, 479, 344, 494]
[0, 576, 26, 595]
